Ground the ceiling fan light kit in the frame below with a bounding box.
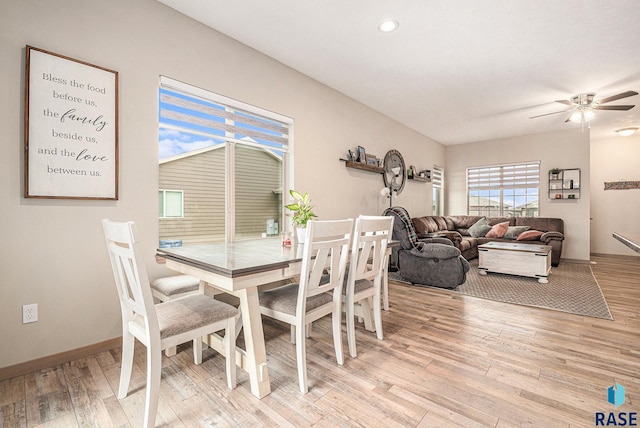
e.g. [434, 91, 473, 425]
[530, 90, 638, 129]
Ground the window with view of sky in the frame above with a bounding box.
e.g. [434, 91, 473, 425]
[158, 78, 292, 245]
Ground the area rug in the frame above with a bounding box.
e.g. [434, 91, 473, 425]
[390, 259, 613, 320]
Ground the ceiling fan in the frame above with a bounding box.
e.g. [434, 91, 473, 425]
[530, 90, 638, 124]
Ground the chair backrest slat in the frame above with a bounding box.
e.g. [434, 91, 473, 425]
[297, 219, 353, 305]
[346, 215, 394, 290]
[102, 219, 158, 335]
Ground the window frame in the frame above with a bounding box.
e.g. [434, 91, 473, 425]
[158, 76, 293, 243]
[158, 189, 184, 218]
[432, 165, 444, 216]
[467, 161, 540, 217]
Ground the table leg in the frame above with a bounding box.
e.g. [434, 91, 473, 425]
[236, 287, 271, 398]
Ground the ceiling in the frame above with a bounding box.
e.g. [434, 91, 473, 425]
[158, 0, 640, 145]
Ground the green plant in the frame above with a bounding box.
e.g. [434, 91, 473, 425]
[285, 190, 318, 227]
[550, 168, 561, 175]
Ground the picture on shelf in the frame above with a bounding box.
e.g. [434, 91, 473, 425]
[357, 145, 366, 163]
[365, 154, 377, 166]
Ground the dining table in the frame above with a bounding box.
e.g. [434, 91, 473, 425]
[156, 236, 395, 398]
[157, 237, 307, 398]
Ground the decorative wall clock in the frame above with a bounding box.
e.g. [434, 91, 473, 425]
[382, 149, 406, 195]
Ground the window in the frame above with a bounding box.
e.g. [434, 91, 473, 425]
[158, 190, 183, 218]
[432, 165, 444, 215]
[467, 162, 540, 217]
[158, 77, 292, 244]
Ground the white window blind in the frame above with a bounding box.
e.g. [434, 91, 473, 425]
[432, 165, 443, 189]
[467, 162, 540, 217]
[432, 165, 444, 216]
[158, 77, 293, 244]
[159, 76, 291, 152]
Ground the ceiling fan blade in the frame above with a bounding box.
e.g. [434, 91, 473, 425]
[597, 105, 635, 111]
[598, 91, 639, 104]
[554, 100, 573, 106]
[529, 109, 570, 119]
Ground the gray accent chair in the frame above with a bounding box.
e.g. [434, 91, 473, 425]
[383, 207, 470, 289]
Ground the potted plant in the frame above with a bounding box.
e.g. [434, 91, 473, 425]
[285, 190, 318, 243]
[550, 168, 561, 180]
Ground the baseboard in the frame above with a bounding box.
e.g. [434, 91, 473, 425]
[0, 337, 121, 381]
[560, 257, 592, 265]
[591, 252, 640, 261]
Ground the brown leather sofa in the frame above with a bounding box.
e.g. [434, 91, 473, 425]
[412, 215, 565, 266]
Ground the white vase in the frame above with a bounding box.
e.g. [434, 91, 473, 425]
[296, 227, 307, 244]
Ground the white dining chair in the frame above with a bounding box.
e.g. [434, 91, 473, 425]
[258, 219, 353, 393]
[343, 215, 393, 358]
[150, 274, 201, 357]
[102, 219, 238, 428]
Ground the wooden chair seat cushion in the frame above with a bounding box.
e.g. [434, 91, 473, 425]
[151, 275, 200, 296]
[258, 284, 333, 315]
[156, 295, 237, 339]
[342, 278, 373, 296]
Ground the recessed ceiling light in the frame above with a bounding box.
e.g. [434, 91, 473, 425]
[378, 19, 399, 33]
[616, 127, 638, 137]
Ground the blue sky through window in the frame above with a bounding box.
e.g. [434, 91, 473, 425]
[159, 88, 285, 160]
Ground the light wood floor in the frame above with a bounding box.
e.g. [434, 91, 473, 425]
[2, 254, 639, 427]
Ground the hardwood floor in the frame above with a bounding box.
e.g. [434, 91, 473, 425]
[2, 254, 639, 427]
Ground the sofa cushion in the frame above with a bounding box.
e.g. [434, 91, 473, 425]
[447, 215, 484, 231]
[504, 225, 531, 240]
[515, 217, 563, 234]
[412, 216, 448, 234]
[487, 217, 516, 226]
[458, 237, 477, 253]
[516, 230, 544, 241]
[485, 221, 510, 238]
[468, 218, 492, 237]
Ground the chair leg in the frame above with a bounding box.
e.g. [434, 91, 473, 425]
[373, 293, 384, 340]
[164, 346, 177, 357]
[193, 337, 203, 365]
[118, 332, 135, 399]
[383, 261, 390, 311]
[295, 321, 308, 393]
[225, 317, 237, 389]
[332, 301, 344, 366]
[143, 342, 162, 428]
[361, 298, 375, 332]
[346, 298, 357, 358]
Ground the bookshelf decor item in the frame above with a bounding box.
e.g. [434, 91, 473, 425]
[24, 46, 119, 199]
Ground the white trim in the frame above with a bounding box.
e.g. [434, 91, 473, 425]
[159, 189, 184, 218]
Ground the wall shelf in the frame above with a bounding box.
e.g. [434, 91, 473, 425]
[548, 168, 580, 200]
[408, 176, 431, 183]
[343, 160, 383, 174]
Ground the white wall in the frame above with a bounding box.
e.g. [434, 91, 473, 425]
[445, 129, 591, 261]
[0, 0, 443, 368]
[590, 134, 640, 257]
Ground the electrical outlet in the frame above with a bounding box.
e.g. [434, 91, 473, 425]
[23, 303, 38, 324]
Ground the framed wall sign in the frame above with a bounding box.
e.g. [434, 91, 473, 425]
[24, 46, 119, 199]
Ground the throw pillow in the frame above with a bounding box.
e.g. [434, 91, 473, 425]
[516, 230, 544, 241]
[485, 221, 510, 238]
[468, 218, 492, 237]
[503, 225, 531, 240]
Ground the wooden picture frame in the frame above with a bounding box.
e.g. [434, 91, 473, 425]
[365, 154, 377, 166]
[24, 46, 119, 199]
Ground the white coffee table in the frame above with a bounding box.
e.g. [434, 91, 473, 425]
[478, 242, 552, 283]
